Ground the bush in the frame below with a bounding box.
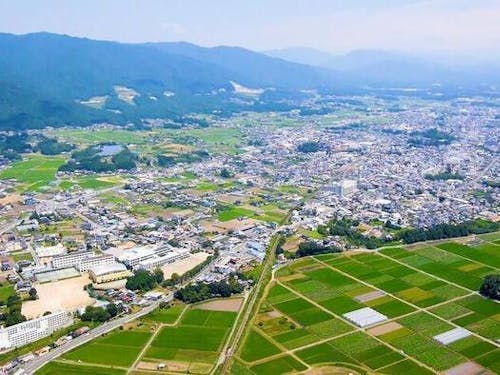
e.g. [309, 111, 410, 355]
[479, 274, 500, 301]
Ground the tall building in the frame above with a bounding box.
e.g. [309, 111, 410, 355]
[326, 180, 357, 197]
[0, 311, 73, 349]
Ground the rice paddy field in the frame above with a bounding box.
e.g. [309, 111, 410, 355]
[0, 154, 67, 192]
[38, 300, 239, 375]
[233, 233, 500, 374]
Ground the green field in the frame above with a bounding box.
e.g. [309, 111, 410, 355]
[234, 235, 500, 374]
[62, 330, 151, 367]
[0, 154, 66, 191]
[39, 301, 239, 374]
[51, 128, 148, 145]
[218, 206, 256, 221]
[37, 361, 126, 375]
[144, 304, 185, 324]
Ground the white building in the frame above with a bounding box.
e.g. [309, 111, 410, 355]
[326, 180, 357, 197]
[115, 244, 178, 268]
[136, 250, 190, 270]
[0, 311, 73, 350]
[51, 252, 115, 272]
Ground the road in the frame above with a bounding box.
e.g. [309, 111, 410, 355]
[20, 293, 173, 374]
[20, 252, 219, 374]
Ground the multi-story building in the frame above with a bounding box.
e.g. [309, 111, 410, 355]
[0, 311, 73, 350]
[115, 244, 175, 268]
[51, 252, 115, 272]
[89, 263, 132, 284]
[136, 250, 190, 270]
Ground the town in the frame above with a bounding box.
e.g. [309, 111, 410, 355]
[0, 93, 498, 374]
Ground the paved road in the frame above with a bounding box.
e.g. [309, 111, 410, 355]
[21, 253, 219, 374]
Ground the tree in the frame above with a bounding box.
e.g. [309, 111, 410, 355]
[126, 269, 157, 291]
[81, 306, 111, 322]
[106, 303, 119, 317]
[28, 288, 38, 300]
[5, 311, 26, 326]
[220, 168, 232, 178]
[479, 274, 500, 301]
[153, 267, 164, 284]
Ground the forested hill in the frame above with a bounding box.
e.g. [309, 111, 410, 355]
[0, 32, 336, 130]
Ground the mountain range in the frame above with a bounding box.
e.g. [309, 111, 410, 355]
[0, 32, 498, 130]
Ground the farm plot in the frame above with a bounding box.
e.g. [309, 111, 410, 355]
[235, 234, 500, 374]
[0, 155, 66, 191]
[380, 244, 498, 291]
[62, 330, 152, 367]
[142, 307, 238, 372]
[37, 361, 126, 375]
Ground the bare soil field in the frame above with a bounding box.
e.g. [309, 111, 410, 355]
[196, 297, 243, 312]
[366, 321, 403, 336]
[22, 274, 95, 319]
[161, 252, 209, 279]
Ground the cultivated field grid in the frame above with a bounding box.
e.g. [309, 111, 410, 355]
[36, 299, 242, 375]
[234, 233, 500, 374]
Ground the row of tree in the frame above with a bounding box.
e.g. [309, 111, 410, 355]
[399, 220, 499, 244]
[174, 279, 243, 304]
[295, 241, 341, 258]
[80, 303, 121, 322]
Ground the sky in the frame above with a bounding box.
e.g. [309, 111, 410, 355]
[1, 0, 499, 54]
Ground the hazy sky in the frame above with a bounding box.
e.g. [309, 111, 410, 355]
[1, 0, 499, 53]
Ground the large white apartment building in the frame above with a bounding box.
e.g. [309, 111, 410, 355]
[51, 252, 115, 272]
[0, 311, 73, 350]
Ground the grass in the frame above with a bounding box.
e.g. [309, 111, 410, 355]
[0, 283, 14, 301]
[0, 154, 66, 191]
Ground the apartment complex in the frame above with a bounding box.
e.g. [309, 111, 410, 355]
[0, 311, 73, 350]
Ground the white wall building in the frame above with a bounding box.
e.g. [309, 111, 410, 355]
[51, 252, 115, 272]
[0, 311, 73, 350]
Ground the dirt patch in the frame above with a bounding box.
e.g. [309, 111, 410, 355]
[137, 360, 189, 372]
[443, 361, 487, 375]
[0, 194, 21, 205]
[354, 290, 386, 303]
[201, 218, 259, 233]
[306, 366, 361, 375]
[22, 274, 95, 319]
[196, 298, 243, 312]
[367, 321, 403, 336]
[161, 252, 209, 279]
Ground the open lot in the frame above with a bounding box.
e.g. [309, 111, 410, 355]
[22, 274, 95, 319]
[161, 252, 209, 279]
[235, 235, 500, 374]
